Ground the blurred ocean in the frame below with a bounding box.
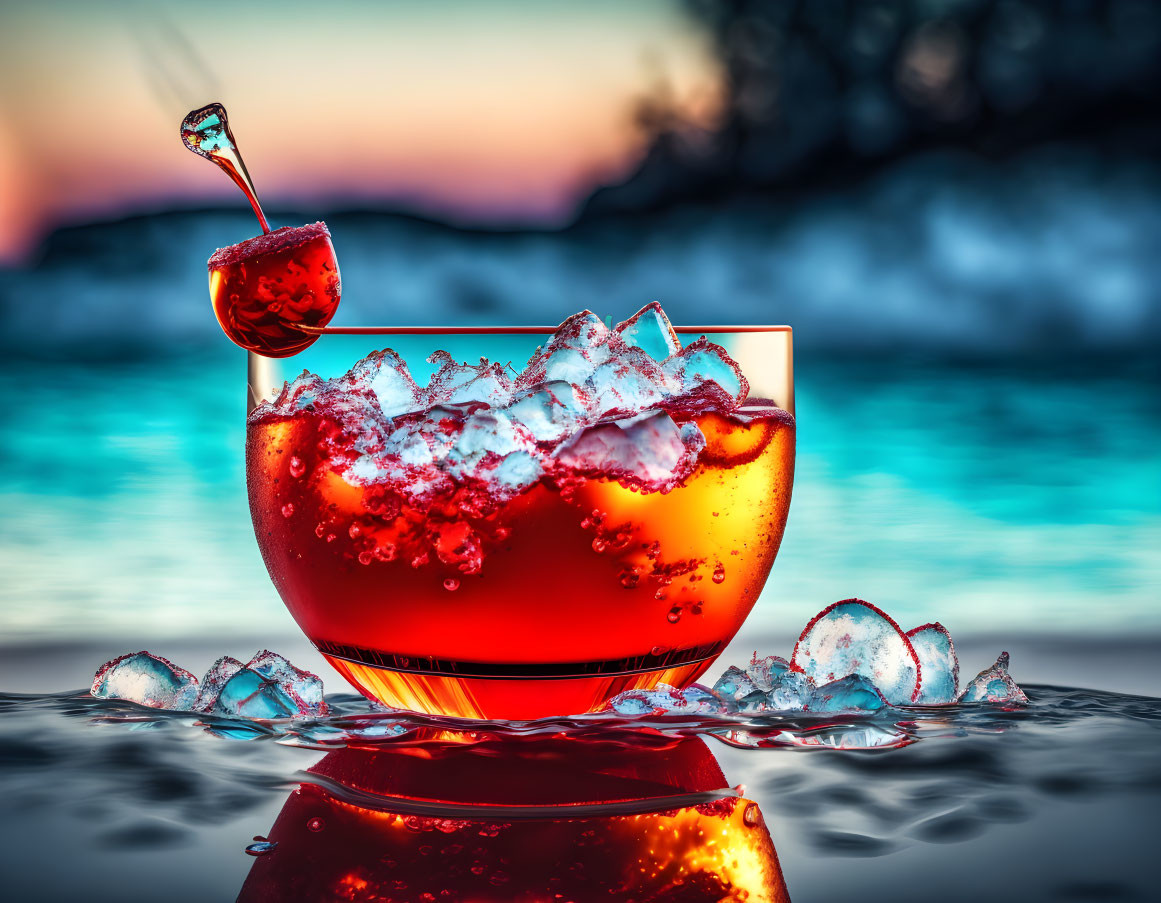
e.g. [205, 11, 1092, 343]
[0, 149, 1158, 694]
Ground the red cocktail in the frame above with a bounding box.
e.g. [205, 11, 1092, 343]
[245, 314, 794, 719]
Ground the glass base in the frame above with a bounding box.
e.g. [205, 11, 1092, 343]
[321, 644, 723, 719]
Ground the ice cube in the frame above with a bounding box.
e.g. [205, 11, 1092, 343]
[502, 381, 591, 444]
[585, 345, 672, 419]
[907, 622, 960, 705]
[661, 337, 749, 410]
[614, 302, 681, 362]
[91, 651, 199, 710]
[809, 674, 888, 713]
[764, 670, 815, 712]
[247, 650, 328, 715]
[959, 652, 1028, 705]
[791, 599, 921, 705]
[195, 656, 244, 712]
[343, 349, 421, 418]
[208, 667, 304, 719]
[746, 654, 791, 692]
[518, 311, 613, 387]
[444, 410, 544, 494]
[553, 410, 705, 491]
[426, 352, 513, 408]
[606, 683, 725, 716]
[712, 665, 760, 702]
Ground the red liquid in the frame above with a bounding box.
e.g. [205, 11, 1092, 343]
[247, 399, 794, 719]
[238, 738, 790, 902]
[209, 223, 341, 357]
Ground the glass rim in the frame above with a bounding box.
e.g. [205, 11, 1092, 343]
[297, 325, 791, 336]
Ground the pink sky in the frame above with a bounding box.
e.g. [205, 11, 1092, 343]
[0, 1, 721, 264]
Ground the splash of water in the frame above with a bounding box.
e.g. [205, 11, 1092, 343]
[181, 102, 270, 233]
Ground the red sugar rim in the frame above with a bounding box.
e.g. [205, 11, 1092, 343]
[207, 221, 331, 269]
[905, 622, 961, 696]
[789, 598, 923, 704]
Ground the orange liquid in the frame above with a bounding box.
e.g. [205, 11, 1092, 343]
[209, 227, 341, 357]
[246, 406, 794, 718]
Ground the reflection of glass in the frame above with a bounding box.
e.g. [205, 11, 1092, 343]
[246, 327, 794, 718]
[238, 736, 789, 901]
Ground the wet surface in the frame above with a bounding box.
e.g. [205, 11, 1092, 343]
[1, 684, 1158, 901]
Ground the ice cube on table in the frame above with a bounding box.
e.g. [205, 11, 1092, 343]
[791, 599, 921, 705]
[195, 656, 245, 712]
[208, 667, 304, 719]
[553, 410, 705, 490]
[606, 683, 725, 716]
[907, 622, 960, 705]
[502, 381, 591, 444]
[247, 650, 328, 715]
[343, 349, 422, 418]
[764, 670, 814, 712]
[959, 652, 1028, 705]
[712, 665, 760, 703]
[661, 337, 749, 410]
[809, 674, 888, 713]
[91, 651, 199, 710]
[614, 302, 681, 362]
[746, 654, 791, 692]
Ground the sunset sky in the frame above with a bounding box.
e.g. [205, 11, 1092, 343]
[0, 0, 721, 263]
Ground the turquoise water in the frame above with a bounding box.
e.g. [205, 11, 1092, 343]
[2, 352, 1157, 647]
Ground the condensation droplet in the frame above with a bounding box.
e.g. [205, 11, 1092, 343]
[358, 550, 374, 566]
[667, 606, 682, 623]
[591, 538, 607, 553]
[245, 839, 277, 856]
[281, 503, 294, 518]
[288, 456, 306, 478]
[743, 803, 762, 828]
[307, 817, 324, 832]
[348, 523, 362, 539]
[443, 577, 460, 592]
[713, 565, 726, 584]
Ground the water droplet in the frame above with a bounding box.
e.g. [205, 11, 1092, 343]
[712, 511, 720, 517]
[280, 503, 294, 518]
[304, 816, 324, 832]
[358, 550, 374, 566]
[691, 601, 704, 615]
[443, 577, 460, 592]
[315, 523, 327, 538]
[490, 871, 510, 886]
[245, 839, 277, 856]
[419, 844, 433, 856]
[713, 565, 726, 584]
[734, 783, 747, 796]
[288, 456, 306, 478]
[667, 606, 682, 623]
[494, 526, 510, 541]
[470, 862, 486, 875]
[619, 569, 640, 588]
[325, 533, 337, 543]
[591, 538, 607, 553]
[743, 803, 762, 827]
[348, 523, 362, 539]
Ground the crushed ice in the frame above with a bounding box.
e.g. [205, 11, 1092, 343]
[250, 303, 754, 509]
[93, 649, 327, 718]
[609, 598, 1026, 717]
[91, 600, 1024, 729]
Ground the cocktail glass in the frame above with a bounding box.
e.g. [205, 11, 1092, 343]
[245, 325, 793, 719]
